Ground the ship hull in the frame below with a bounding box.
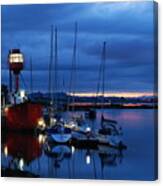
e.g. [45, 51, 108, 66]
[5, 102, 43, 130]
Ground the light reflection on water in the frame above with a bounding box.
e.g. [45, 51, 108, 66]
[1, 109, 156, 180]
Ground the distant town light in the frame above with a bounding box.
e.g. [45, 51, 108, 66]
[68, 92, 155, 98]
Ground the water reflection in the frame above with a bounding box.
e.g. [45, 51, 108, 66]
[43, 140, 124, 179]
[2, 132, 124, 178]
[2, 133, 42, 171]
[2, 109, 155, 180]
[38, 134, 46, 144]
[85, 152, 91, 165]
[4, 145, 8, 157]
[19, 158, 24, 171]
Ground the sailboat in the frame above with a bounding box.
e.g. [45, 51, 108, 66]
[96, 42, 123, 147]
[45, 25, 61, 126]
[46, 25, 72, 143]
[66, 22, 87, 129]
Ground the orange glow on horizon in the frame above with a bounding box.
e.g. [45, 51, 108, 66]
[68, 92, 156, 98]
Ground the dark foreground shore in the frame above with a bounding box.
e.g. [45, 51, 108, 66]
[1, 167, 39, 178]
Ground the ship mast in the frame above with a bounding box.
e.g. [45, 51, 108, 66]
[9, 67, 12, 93]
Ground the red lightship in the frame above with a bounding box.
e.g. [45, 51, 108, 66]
[5, 49, 43, 131]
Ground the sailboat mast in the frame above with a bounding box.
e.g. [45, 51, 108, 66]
[95, 41, 106, 109]
[102, 41, 106, 110]
[53, 26, 58, 110]
[67, 22, 78, 112]
[48, 25, 54, 104]
[55, 27, 58, 92]
[72, 22, 78, 111]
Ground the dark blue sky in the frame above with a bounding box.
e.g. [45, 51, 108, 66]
[1, 1, 156, 94]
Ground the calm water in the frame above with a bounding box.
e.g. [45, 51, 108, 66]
[1, 109, 157, 180]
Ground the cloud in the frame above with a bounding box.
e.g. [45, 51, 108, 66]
[1, 1, 156, 93]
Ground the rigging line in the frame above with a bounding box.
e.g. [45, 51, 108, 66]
[20, 72, 28, 91]
[30, 57, 33, 94]
[62, 75, 65, 93]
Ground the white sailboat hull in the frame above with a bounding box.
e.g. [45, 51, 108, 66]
[51, 134, 71, 143]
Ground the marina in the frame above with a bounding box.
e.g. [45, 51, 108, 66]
[1, 1, 158, 180]
[1, 34, 156, 180]
[1, 39, 128, 177]
[1, 32, 156, 179]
